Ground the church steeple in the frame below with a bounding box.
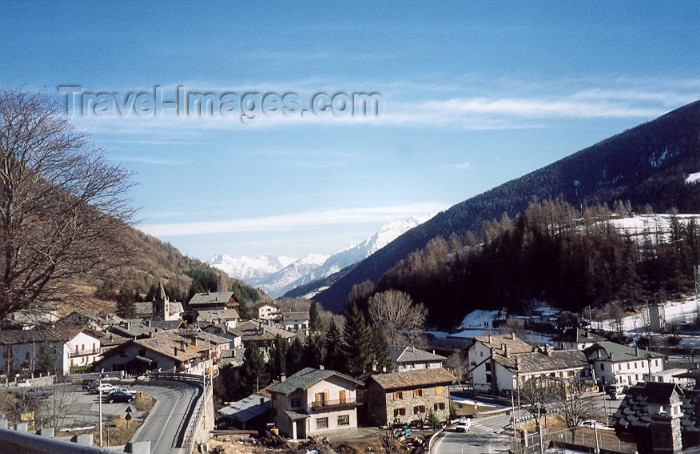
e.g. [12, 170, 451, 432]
[157, 281, 168, 303]
[153, 281, 169, 320]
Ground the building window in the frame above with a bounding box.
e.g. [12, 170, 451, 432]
[435, 386, 443, 395]
[338, 415, 350, 426]
[600, 364, 604, 371]
[627, 363, 630, 370]
[291, 398, 301, 408]
[393, 391, 405, 400]
[480, 351, 483, 357]
[414, 405, 426, 415]
[316, 417, 328, 429]
[434, 402, 446, 411]
[394, 408, 406, 417]
[413, 389, 424, 398]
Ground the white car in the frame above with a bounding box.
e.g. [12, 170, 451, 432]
[455, 417, 471, 432]
[579, 420, 612, 431]
[90, 383, 115, 394]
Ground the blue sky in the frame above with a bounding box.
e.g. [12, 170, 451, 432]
[1, 1, 698, 260]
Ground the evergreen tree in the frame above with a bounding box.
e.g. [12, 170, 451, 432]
[370, 324, 393, 373]
[309, 301, 323, 333]
[268, 334, 289, 380]
[285, 337, 305, 375]
[237, 299, 253, 320]
[116, 290, 136, 319]
[342, 303, 373, 377]
[324, 319, 344, 372]
[239, 343, 269, 396]
[302, 332, 326, 369]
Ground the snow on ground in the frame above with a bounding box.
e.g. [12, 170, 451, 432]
[604, 214, 700, 243]
[449, 328, 499, 339]
[459, 309, 501, 329]
[591, 296, 700, 333]
[450, 396, 508, 408]
[687, 171, 700, 184]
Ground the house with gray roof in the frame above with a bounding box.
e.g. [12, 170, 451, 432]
[365, 368, 455, 426]
[267, 366, 363, 440]
[555, 328, 607, 351]
[389, 345, 446, 372]
[217, 393, 272, 431]
[231, 320, 296, 360]
[584, 341, 664, 391]
[188, 291, 238, 311]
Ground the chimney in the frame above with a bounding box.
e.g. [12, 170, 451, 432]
[280, 373, 286, 382]
[636, 347, 640, 357]
[511, 332, 516, 340]
[382, 366, 387, 373]
[505, 344, 510, 358]
[174, 346, 179, 356]
[145, 320, 151, 327]
[411, 346, 415, 352]
[488, 335, 492, 344]
[192, 337, 198, 346]
[319, 365, 325, 370]
[260, 397, 265, 406]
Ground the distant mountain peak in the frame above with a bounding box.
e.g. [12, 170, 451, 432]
[208, 215, 431, 297]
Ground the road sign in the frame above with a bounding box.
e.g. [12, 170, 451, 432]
[125, 413, 132, 421]
[125, 406, 132, 413]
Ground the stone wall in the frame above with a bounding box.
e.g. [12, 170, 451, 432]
[367, 382, 450, 426]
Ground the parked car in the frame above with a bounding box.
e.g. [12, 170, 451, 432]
[89, 383, 115, 394]
[106, 390, 135, 403]
[579, 420, 612, 430]
[82, 379, 98, 391]
[108, 386, 135, 396]
[21, 387, 54, 398]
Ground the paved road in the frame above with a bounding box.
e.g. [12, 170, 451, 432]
[434, 394, 621, 453]
[130, 381, 201, 454]
[433, 413, 512, 453]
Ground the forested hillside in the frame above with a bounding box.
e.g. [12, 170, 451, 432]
[354, 199, 700, 329]
[315, 100, 700, 312]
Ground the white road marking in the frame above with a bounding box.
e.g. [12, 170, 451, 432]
[154, 387, 182, 451]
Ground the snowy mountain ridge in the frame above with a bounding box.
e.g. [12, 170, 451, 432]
[208, 215, 431, 297]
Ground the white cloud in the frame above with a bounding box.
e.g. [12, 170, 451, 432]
[110, 155, 190, 166]
[139, 202, 446, 237]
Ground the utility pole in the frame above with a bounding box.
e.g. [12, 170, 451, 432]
[98, 378, 103, 446]
[593, 421, 600, 454]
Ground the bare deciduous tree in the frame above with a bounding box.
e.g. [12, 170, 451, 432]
[554, 377, 598, 440]
[367, 289, 427, 346]
[0, 89, 134, 319]
[445, 351, 470, 390]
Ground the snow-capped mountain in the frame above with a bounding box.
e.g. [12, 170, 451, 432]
[254, 254, 330, 296]
[208, 215, 431, 297]
[208, 254, 297, 282]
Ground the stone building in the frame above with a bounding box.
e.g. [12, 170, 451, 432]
[365, 368, 455, 426]
[612, 382, 694, 453]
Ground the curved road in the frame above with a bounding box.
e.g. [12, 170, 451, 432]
[130, 381, 201, 454]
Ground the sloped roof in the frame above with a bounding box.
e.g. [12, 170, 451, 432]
[217, 393, 271, 423]
[474, 334, 533, 354]
[132, 332, 208, 362]
[493, 349, 589, 373]
[108, 319, 184, 338]
[188, 292, 236, 306]
[389, 345, 446, 364]
[196, 309, 240, 322]
[176, 329, 232, 345]
[557, 328, 606, 344]
[583, 341, 664, 362]
[0, 325, 87, 344]
[282, 311, 309, 322]
[613, 383, 700, 438]
[231, 320, 295, 341]
[267, 367, 363, 396]
[369, 368, 455, 390]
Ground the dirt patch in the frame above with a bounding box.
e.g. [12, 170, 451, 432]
[209, 440, 287, 453]
[133, 392, 155, 412]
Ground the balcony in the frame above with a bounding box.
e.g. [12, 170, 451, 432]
[305, 397, 362, 413]
[69, 350, 99, 358]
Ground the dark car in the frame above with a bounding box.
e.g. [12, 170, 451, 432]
[18, 387, 54, 398]
[81, 379, 96, 390]
[106, 390, 134, 403]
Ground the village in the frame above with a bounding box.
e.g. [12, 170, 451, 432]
[0, 280, 699, 454]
